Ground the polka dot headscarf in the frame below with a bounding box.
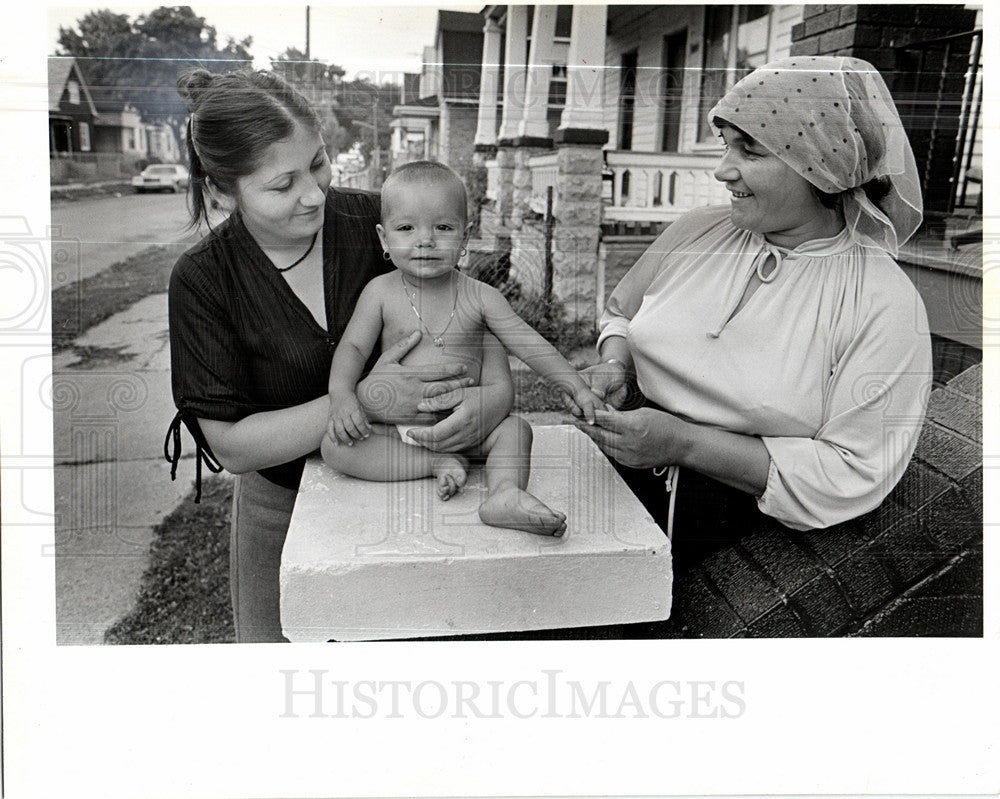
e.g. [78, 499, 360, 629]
[709, 56, 922, 256]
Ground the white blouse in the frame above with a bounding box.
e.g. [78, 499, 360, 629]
[598, 204, 932, 531]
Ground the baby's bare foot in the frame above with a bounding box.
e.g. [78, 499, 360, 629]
[433, 455, 468, 500]
[479, 484, 567, 537]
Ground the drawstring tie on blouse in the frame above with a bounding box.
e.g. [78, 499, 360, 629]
[708, 242, 784, 338]
[652, 464, 680, 541]
[164, 410, 223, 503]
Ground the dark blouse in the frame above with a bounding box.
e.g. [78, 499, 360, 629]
[165, 187, 389, 495]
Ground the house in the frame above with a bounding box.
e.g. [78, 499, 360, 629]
[48, 56, 181, 184]
[470, 4, 982, 347]
[389, 10, 486, 186]
[48, 57, 99, 157]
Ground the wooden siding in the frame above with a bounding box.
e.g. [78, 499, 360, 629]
[604, 5, 803, 154]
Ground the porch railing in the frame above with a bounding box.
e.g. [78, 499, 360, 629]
[528, 152, 559, 215]
[602, 151, 730, 223]
[519, 150, 731, 227]
[334, 166, 375, 191]
[895, 28, 983, 215]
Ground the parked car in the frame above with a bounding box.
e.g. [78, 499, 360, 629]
[131, 164, 189, 193]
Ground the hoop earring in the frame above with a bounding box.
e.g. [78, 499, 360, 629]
[383, 251, 393, 262]
[460, 247, 467, 257]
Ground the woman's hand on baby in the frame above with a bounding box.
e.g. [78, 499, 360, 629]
[578, 362, 630, 410]
[575, 407, 687, 469]
[327, 394, 371, 445]
[408, 385, 508, 452]
[357, 331, 476, 423]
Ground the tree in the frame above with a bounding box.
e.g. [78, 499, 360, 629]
[333, 76, 400, 163]
[271, 46, 344, 86]
[269, 47, 400, 162]
[271, 47, 351, 155]
[57, 7, 253, 153]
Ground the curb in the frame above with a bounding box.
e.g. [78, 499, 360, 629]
[51, 181, 133, 201]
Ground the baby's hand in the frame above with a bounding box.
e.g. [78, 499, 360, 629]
[567, 385, 605, 425]
[327, 394, 371, 445]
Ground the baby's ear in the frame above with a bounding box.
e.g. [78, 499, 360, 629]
[375, 223, 389, 251]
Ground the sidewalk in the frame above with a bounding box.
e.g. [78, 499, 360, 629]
[53, 292, 201, 645]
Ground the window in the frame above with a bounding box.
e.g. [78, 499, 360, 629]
[659, 30, 688, 152]
[527, 6, 572, 43]
[697, 5, 773, 142]
[67, 79, 80, 105]
[548, 64, 567, 106]
[79, 121, 90, 152]
[618, 50, 638, 150]
[124, 128, 136, 150]
[554, 5, 572, 39]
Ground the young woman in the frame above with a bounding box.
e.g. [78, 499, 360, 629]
[165, 69, 513, 642]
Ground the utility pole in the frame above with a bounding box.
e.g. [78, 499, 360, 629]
[372, 96, 380, 181]
[305, 6, 311, 60]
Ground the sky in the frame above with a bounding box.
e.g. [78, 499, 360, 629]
[47, 3, 483, 80]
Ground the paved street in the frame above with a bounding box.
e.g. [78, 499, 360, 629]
[51, 191, 200, 287]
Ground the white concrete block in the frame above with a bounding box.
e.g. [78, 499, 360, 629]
[280, 425, 671, 641]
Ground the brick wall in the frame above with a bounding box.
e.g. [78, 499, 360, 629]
[790, 5, 975, 71]
[790, 5, 978, 214]
[657, 364, 983, 638]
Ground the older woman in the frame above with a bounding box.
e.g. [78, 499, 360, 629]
[580, 57, 931, 561]
[164, 69, 513, 642]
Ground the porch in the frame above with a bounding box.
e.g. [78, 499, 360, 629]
[509, 149, 731, 228]
[481, 147, 983, 352]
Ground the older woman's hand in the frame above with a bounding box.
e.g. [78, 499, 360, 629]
[356, 331, 476, 424]
[578, 361, 631, 410]
[575, 407, 687, 469]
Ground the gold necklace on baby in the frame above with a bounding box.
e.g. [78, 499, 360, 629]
[400, 271, 458, 347]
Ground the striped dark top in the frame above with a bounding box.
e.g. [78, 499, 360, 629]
[167, 187, 389, 491]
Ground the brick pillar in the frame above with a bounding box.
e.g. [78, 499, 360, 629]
[790, 5, 978, 216]
[494, 144, 516, 227]
[510, 142, 550, 230]
[552, 132, 608, 326]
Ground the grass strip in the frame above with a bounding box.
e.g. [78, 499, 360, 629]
[51, 244, 181, 351]
[104, 475, 235, 645]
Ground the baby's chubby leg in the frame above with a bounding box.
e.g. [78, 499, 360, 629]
[477, 416, 567, 537]
[321, 425, 445, 484]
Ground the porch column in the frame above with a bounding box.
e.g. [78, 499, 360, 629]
[553, 4, 610, 326]
[495, 6, 530, 228]
[497, 5, 529, 142]
[473, 16, 503, 160]
[518, 5, 558, 140]
[390, 123, 403, 163]
[557, 4, 608, 135]
[509, 6, 558, 230]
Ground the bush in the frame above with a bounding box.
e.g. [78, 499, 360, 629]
[465, 249, 596, 356]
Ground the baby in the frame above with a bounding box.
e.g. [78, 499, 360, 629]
[321, 161, 604, 537]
